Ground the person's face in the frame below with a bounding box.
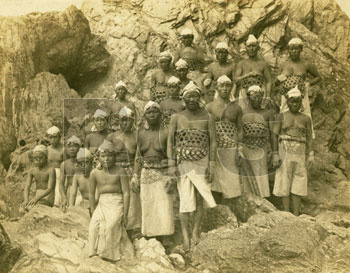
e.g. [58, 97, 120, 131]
[33, 152, 47, 167]
[145, 107, 161, 126]
[168, 84, 180, 97]
[48, 134, 60, 146]
[217, 82, 232, 99]
[109, 114, 119, 127]
[248, 92, 263, 109]
[94, 116, 107, 131]
[115, 87, 127, 99]
[287, 96, 302, 113]
[159, 59, 171, 71]
[176, 68, 188, 79]
[288, 45, 302, 61]
[120, 116, 134, 132]
[99, 151, 115, 169]
[216, 49, 228, 62]
[182, 35, 194, 47]
[77, 159, 92, 176]
[66, 143, 80, 157]
[183, 91, 201, 111]
[246, 43, 259, 57]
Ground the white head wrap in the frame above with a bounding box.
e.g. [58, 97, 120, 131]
[287, 86, 302, 98]
[247, 85, 263, 96]
[119, 106, 135, 119]
[175, 59, 189, 70]
[66, 135, 82, 146]
[288, 38, 303, 46]
[180, 28, 193, 36]
[33, 145, 48, 156]
[93, 109, 108, 119]
[246, 34, 258, 45]
[167, 76, 181, 85]
[98, 140, 115, 153]
[215, 42, 228, 50]
[46, 126, 60, 136]
[182, 81, 201, 97]
[159, 51, 173, 61]
[144, 101, 161, 112]
[76, 148, 92, 161]
[115, 80, 127, 89]
[217, 75, 232, 84]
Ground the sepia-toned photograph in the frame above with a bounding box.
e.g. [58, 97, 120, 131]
[1, 0, 350, 272]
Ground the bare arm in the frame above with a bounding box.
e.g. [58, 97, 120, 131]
[31, 168, 56, 204]
[120, 168, 130, 226]
[263, 62, 272, 98]
[84, 135, 90, 150]
[208, 114, 217, 162]
[23, 170, 33, 205]
[69, 174, 78, 207]
[89, 171, 97, 214]
[59, 162, 67, 204]
[151, 72, 157, 88]
[167, 115, 177, 177]
[307, 62, 321, 86]
[305, 116, 313, 155]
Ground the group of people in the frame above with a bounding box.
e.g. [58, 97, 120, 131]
[20, 29, 321, 262]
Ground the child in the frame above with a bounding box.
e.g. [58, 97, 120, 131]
[69, 148, 98, 215]
[273, 86, 314, 216]
[46, 126, 64, 207]
[89, 140, 133, 262]
[59, 135, 81, 210]
[21, 145, 55, 212]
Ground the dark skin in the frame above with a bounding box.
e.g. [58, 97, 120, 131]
[109, 87, 136, 126]
[47, 134, 63, 168]
[151, 59, 175, 87]
[85, 117, 110, 154]
[274, 96, 313, 216]
[160, 84, 185, 114]
[235, 43, 272, 99]
[278, 45, 321, 86]
[22, 152, 55, 209]
[59, 143, 80, 210]
[206, 81, 232, 121]
[167, 91, 216, 251]
[89, 152, 129, 227]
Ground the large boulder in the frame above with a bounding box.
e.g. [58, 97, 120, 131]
[0, 223, 21, 273]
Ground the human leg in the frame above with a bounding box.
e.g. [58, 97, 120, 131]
[179, 212, 190, 251]
[291, 194, 301, 216]
[192, 191, 203, 244]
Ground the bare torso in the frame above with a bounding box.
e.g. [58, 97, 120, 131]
[160, 98, 186, 114]
[137, 127, 168, 159]
[152, 69, 175, 86]
[31, 166, 54, 190]
[237, 58, 267, 77]
[47, 144, 63, 168]
[107, 131, 132, 163]
[206, 99, 230, 121]
[76, 175, 90, 200]
[91, 165, 125, 194]
[175, 108, 211, 131]
[85, 131, 109, 154]
[279, 111, 309, 137]
[208, 61, 235, 81]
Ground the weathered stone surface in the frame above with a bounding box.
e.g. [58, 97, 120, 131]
[0, 223, 21, 273]
[201, 204, 238, 232]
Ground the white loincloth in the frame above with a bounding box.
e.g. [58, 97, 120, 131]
[177, 156, 217, 213]
[89, 193, 133, 261]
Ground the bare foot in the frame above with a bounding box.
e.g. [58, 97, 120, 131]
[183, 235, 190, 252]
[192, 231, 200, 246]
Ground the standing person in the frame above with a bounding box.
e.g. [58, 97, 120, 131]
[46, 126, 64, 207]
[204, 42, 236, 101]
[151, 51, 175, 103]
[109, 81, 137, 131]
[235, 34, 272, 108]
[238, 85, 279, 198]
[160, 76, 186, 127]
[277, 37, 321, 139]
[131, 101, 174, 240]
[59, 135, 81, 210]
[107, 107, 141, 236]
[273, 86, 313, 216]
[167, 81, 217, 252]
[206, 75, 242, 202]
[175, 59, 191, 91]
[20, 145, 55, 212]
[89, 140, 133, 262]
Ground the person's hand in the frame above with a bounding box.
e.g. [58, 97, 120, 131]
[165, 178, 176, 193]
[60, 197, 68, 212]
[206, 161, 216, 183]
[277, 74, 287, 82]
[307, 151, 315, 166]
[131, 174, 140, 193]
[271, 152, 281, 169]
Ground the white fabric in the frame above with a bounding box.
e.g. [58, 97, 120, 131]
[181, 28, 193, 36]
[216, 42, 228, 50]
[288, 38, 303, 46]
[47, 126, 60, 135]
[246, 34, 258, 45]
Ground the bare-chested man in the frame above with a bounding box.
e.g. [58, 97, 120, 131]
[46, 126, 64, 207]
[168, 81, 216, 251]
[21, 145, 55, 212]
[206, 75, 242, 202]
[69, 148, 97, 215]
[235, 35, 272, 108]
[151, 51, 175, 103]
[107, 107, 141, 235]
[131, 101, 174, 240]
[160, 76, 186, 127]
[204, 42, 236, 102]
[59, 135, 81, 210]
[89, 140, 133, 262]
[109, 81, 137, 131]
[273, 86, 313, 216]
[238, 85, 279, 198]
[277, 37, 321, 138]
[174, 28, 206, 73]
